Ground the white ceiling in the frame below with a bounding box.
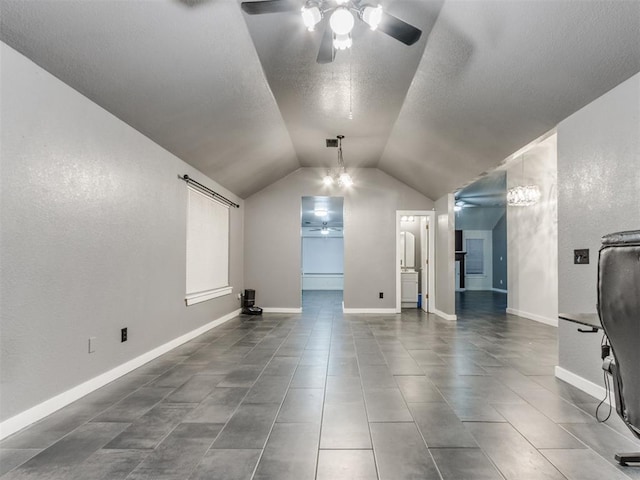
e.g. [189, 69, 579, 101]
[301, 196, 344, 237]
[301, 195, 344, 226]
[2, 0, 639, 200]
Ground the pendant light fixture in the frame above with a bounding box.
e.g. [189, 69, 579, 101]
[507, 154, 541, 207]
[322, 135, 353, 188]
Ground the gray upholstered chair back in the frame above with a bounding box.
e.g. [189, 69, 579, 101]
[598, 230, 640, 438]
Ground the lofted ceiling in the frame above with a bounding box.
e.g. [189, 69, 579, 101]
[1, 0, 639, 200]
[455, 170, 506, 208]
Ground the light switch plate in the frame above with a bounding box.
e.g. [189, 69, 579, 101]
[574, 249, 589, 264]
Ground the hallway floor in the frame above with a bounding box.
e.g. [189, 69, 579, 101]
[2, 291, 639, 479]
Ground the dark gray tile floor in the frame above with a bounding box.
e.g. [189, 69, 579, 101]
[2, 290, 640, 479]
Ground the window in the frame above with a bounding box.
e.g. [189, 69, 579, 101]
[465, 238, 484, 275]
[185, 186, 232, 305]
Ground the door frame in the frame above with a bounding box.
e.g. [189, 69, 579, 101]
[396, 210, 435, 314]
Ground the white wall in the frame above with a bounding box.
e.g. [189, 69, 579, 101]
[0, 43, 244, 432]
[302, 237, 344, 274]
[244, 168, 433, 311]
[301, 236, 344, 290]
[506, 134, 558, 326]
[557, 73, 640, 392]
[434, 194, 456, 320]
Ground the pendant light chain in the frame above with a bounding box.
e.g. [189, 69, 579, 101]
[349, 47, 353, 120]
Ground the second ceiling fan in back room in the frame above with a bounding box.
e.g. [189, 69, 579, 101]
[240, 0, 422, 63]
[310, 222, 342, 235]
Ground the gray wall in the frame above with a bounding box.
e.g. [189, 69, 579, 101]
[492, 213, 507, 290]
[244, 168, 433, 309]
[506, 134, 558, 325]
[557, 72, 640, 385]
[0, 43, 244, 422]
[435, 194, 455, 317]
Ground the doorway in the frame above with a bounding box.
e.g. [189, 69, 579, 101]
[301, 196, 344, 311]
[454, 169, 508, 315]
[396, 210, 435, 313]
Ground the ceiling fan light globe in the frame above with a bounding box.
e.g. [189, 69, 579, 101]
[322, 174, 334, 186]
[330, 7, 355, 35]
[321, 229, 330, 235]
[301, 5, 322, 31]
[362, 5, 383, 30]
[333, 33, 352, 50]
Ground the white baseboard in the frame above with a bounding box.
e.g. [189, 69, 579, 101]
[401, 303, 418, 309]
[433, 308, 457, 321]
[492, 288, 508, 293]
[0, 308, 241, 440]
[261, 307, 302, 313]
[506, 307, 557, 327]
[343, 307, 398, 314]
[555, 366, 614, 406]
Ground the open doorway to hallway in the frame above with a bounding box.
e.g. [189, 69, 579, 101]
[301, 196, 344, 311]
[454, 171, 508, 315]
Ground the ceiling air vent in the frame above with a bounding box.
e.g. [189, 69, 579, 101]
[326, 138, 339, 148]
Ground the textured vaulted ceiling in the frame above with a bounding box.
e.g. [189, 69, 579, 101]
[1, 0, 639, 200]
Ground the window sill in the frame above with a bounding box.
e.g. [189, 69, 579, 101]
[185, 286, 233, 306]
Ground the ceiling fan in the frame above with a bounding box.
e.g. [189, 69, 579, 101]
[240, 0, 422, 63]
[309, 221, 343, 234]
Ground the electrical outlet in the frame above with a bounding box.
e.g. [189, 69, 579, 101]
[88, 337, 96, 353]
[379, 292, 384, 299]
[121, 328, 128, 342]
[574, 249, 589, 264]
[237, 293, 242, 300]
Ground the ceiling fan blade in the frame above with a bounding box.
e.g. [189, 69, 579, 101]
[316, 23, 335, 64]
[378, 11, 422, 46]
[241, 0, 299, 15]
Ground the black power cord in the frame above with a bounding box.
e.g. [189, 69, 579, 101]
[596, 335, 613, 422]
